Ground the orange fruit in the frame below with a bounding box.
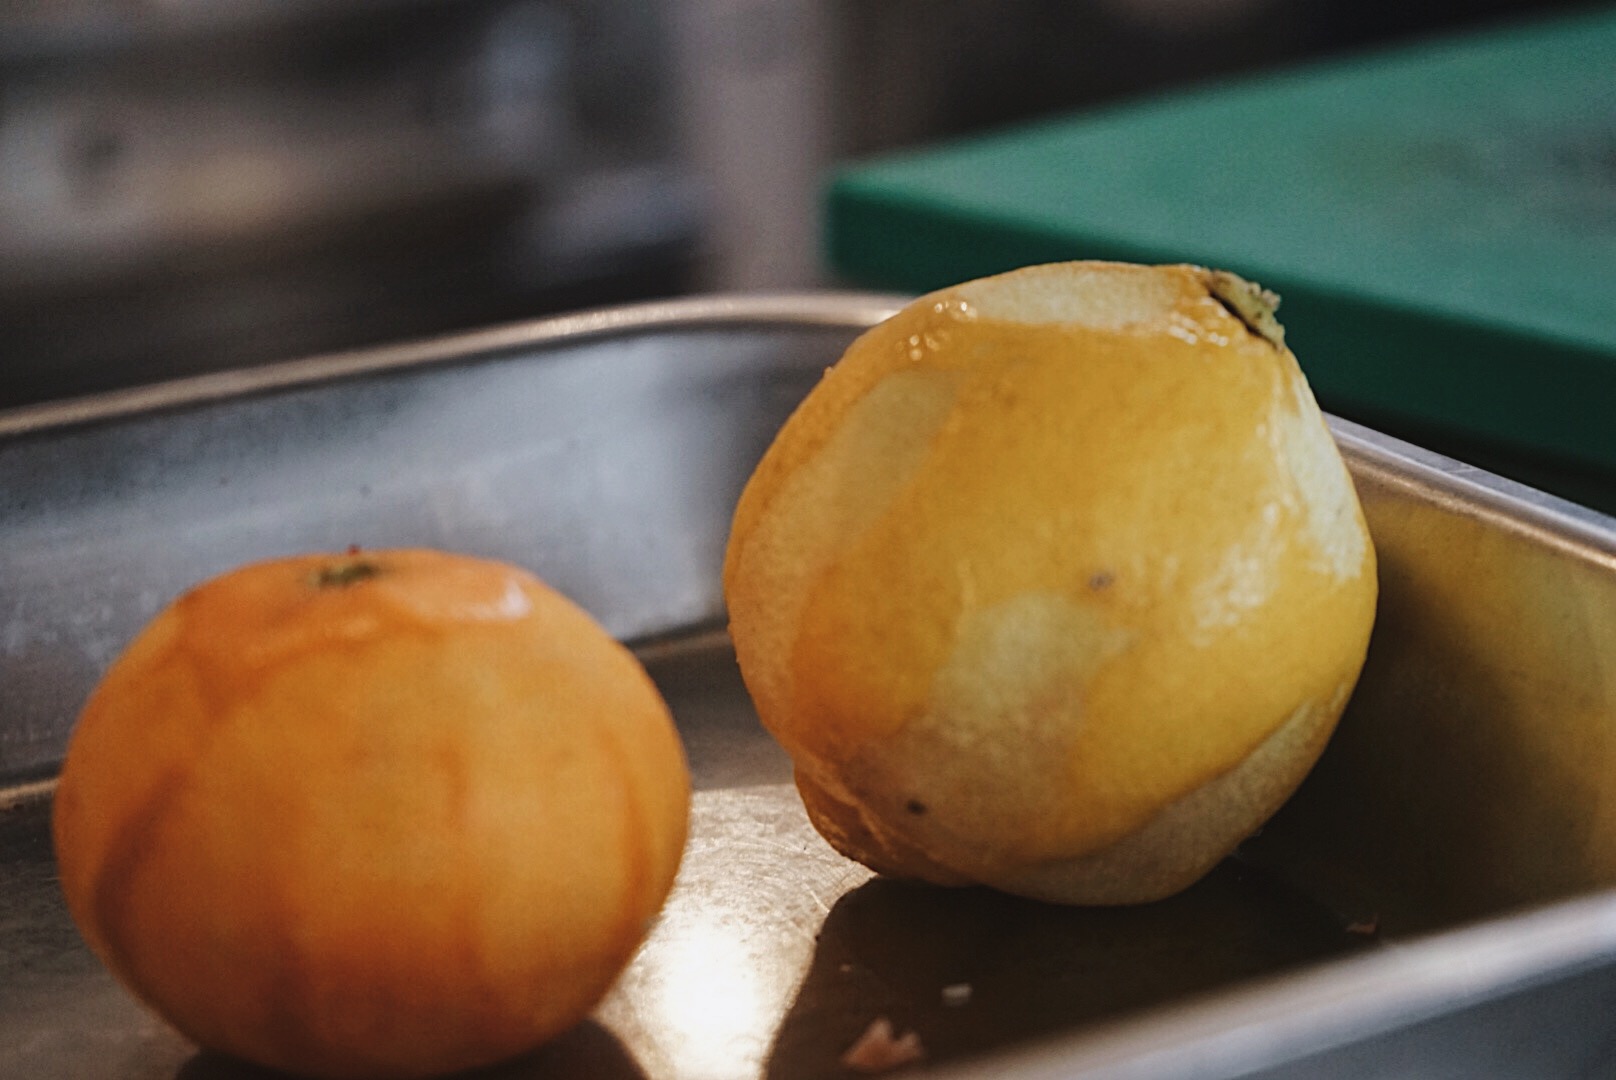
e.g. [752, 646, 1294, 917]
[52, 549, 689, 1078]
[724, 262, 1377, 905]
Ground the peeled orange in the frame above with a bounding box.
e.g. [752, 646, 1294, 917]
[724, 261, 1377, 904]
[53, 548, 689, 1078]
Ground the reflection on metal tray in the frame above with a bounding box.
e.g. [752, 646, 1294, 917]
[3, 296, 1616, 1078]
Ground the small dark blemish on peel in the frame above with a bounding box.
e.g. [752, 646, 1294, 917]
[905, 799, 927, 815]
[1088, 572, 1115, 591]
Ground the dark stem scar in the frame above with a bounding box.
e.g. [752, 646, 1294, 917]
[1206, 270, 1286, 350]
[313, 560, 382, 588]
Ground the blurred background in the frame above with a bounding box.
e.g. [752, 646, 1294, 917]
[0, 0, 1589, 407]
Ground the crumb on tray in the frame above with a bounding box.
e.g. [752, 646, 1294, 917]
[941, 983, 972, 1007]
[841, 1017, 925, 1074]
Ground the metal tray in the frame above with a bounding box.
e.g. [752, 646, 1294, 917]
[4, 296, 1616, 1079]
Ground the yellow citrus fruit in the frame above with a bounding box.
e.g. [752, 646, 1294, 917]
[52, 549, 689, 1078]
[723, 261, 1377, 905]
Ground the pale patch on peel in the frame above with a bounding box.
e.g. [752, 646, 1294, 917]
[457, 580, 534, 621]
[1189, 501, 1284, 644]
[1165, 308, 1232, 348]
[953, 263, 1185, 330]
[1273, 372, 1369, 581]
[764, 370, 960, 565]
[730, 369, 962, 720]
[869, 592, 1130, 865]
[1165, 321, 1201, 346]
[998, 686, 1342, 904]
[932, 592, 1126, 746]
[1167, 306, 1232, 348]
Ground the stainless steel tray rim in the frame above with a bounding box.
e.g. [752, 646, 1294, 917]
[1330, 415, 1616, 567]
[6, 290, 1610, 562]
[0, 291, 910, 440]
[927, 886, 1616, 1080]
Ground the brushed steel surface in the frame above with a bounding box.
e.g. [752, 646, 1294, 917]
[4, 295, 1616, 1078]
[0, 294, 899, 782]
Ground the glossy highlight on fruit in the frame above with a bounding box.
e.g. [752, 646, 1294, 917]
[53, 548, 690, 1078]
[724, 261, 1377, 905]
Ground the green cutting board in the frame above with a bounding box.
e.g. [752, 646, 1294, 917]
[826, 7, 1616, 511]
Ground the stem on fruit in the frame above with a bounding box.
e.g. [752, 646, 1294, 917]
[314, 560, 382, 588]
[1206, 270, 1286, 350]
